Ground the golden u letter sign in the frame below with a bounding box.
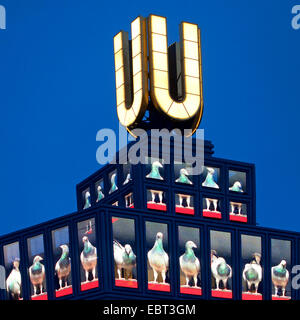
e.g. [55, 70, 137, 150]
[114, 15, 203, 136]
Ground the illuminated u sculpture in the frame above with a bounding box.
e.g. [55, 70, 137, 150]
[113, 15, 203, 136]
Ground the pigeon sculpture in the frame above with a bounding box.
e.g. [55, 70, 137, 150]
[202, 168, 219, 189]
[83, 191, 91, 209]
[55, 244, 71, 289]
[6, 258, 21, 300]
[80, 236, 97, 282]
[242, 253, 262, 294]
[211, 250, 232, 290]
[123, 173, 132, 185]
[176, 168, 193, 184]
[96, 185, 104, 202]
[113, 240, 136, 280]
[146, 161, 163, 180]
[29, 256, 45, 296]
[179, 241, 200, 287]
[271, 260, 289, 297]
[147, 232, 169, 284]
[109, 173, 118, 194]
[229, 181, 243, 193]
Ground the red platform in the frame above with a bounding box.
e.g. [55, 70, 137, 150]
[272, 295, 291, 300]
[175, 206, 195, 215]
[203, 210, 222, 219]
[211, 289, 232, 299]
[180, 286, 202, 296]
[148, 282, 170, 292]
[31, 293, 48, 300]
[229, 214, 247, 223]
[115, 279, 138, 288]
[128, 204, 134, 208]
[112, 218, 119, 223]
[147, 202, 167, 212]
[81, 279, 99, 291]
[55, 286, 73, 298]
[242, 292, 263, 300]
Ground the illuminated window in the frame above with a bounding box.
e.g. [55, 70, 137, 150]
[174, 162, 193, 185]
[109, 170, 118, 194]
[271, 239, 291, 300]
[3, 242, 22, 300]
[229, 170, 246, 193]
[112, 217, 137, 288]
[203, 197, 222, 219]
[146, 221, 170, 292]
[52, 227, 72, 298]
[147, 189, 167, 211]
[229, 201, 247, 223]
[27, 235, 47, 300]
[175, 193, 194, 215]
[210, 231, 232, 299]
[201, 166, 220, 189]
[82, 188, 91, 210]
[145, 158, 164, 181]
[125, 192, 134, 208]
[123, 164, 132, 185]
[95, 179, 105, 203]
[178, 226, 201, 296]
[77, 219, 99, 292]
[241, 235, 263, 300]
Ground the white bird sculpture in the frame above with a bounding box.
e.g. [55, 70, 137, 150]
[146, 161, 163, 180]
[6, 258, 21, 300]
[229, 181, 243, 193]
[80, 236, 97, 282]
[211, 250, 232, 290]
[113, 240, 136, 280]
[29, 256, 45, 296]
[242, 253, 262, 294]
[271, 260, 289, 297]
[202, 168, 219, 189]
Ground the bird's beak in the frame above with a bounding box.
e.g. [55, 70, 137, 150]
[193, 244, 197, 249]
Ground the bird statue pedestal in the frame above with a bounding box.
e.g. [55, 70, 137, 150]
[31, 292, 48, 300]
[229, 213, 247, 223]
[55, 286, 73, 298]
[242, 292, 262, 300]
[148, 282, 170, 292]
[211, 289, 232, 299]
[147, 201, 167, 211]
[115, 279, 138, 289]
[203, 210, 222, 219]
[175, 205, 194, 215]
[81, 279, 99, 291]
[180, 286, 202, 296]
[272, 295, 291, 300]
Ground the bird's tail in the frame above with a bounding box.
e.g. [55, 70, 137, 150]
[113, 239, 123, 249]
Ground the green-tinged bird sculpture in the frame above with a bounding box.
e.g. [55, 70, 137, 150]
[271, 260, 289, 297]
[96, 185, 104, 202]
[83, 191, 91, 209]
[176, 168, 193, 184]
[29, 256, 45, 296]
[55, 244, 71, 290]
[211, 250, 232, 290]
[202, 167, 219, 189]
[147, 232, 169, 284]
[80, 236, 97, 282]
[146, 161, 164, 180]
[6, 258, 21, 300]
[229, 181, 243, 192]
[109, 173, 118, 194]
[113, 240, 136, 280]
[242, 253, 262, 294]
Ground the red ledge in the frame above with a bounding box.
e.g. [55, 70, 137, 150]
[229, 214, 248, 223]
[112, 218, 119, 223]
[148, 282, 170, 292]
[211, 289, 232, 299]
[203, 210, 222, 219]
[242, 292, 263, 300]
[272, 295, 291, 301]
[81, 279, 99, 291]
[128, 204, 134, 208]
[31, 293, 48, 300]
[180, 286, 202, 296]
[175, 206, 195, 215]
[147, 202, 167, 212]
[115, 279, 138, 289]
[55, 286, 73, 298]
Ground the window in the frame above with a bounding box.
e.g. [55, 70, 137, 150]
[174, 162, 193, 185]
[27, 235, 47, 300]
[203, 197, 222, 219]
[178, 226, 201, 296]
[241, 235, 263, 300]
[109, 170, 118, 194]
[3, 242, 22, 300]
[95, 179, 105, 203]
[145, 158, 164, 181]
[112, 217, 137, 288]
[147, 189, 167, 211]
[229, 170, 246, 193]
[125, 192, 134, 208]
[78, 219, 99, 291]
[52, 227, 72, 298]
[271, 239, 291, 300]
[82, 188, 91, 210]
[210, 231, 232, 299]
[229, 201, 247, 223]
[201, 166, 220, 189]
[146, 222, 170, 292]
[175, 193, 194, 215]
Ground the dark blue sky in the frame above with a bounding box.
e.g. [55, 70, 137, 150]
[0, 0, 299, 235]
